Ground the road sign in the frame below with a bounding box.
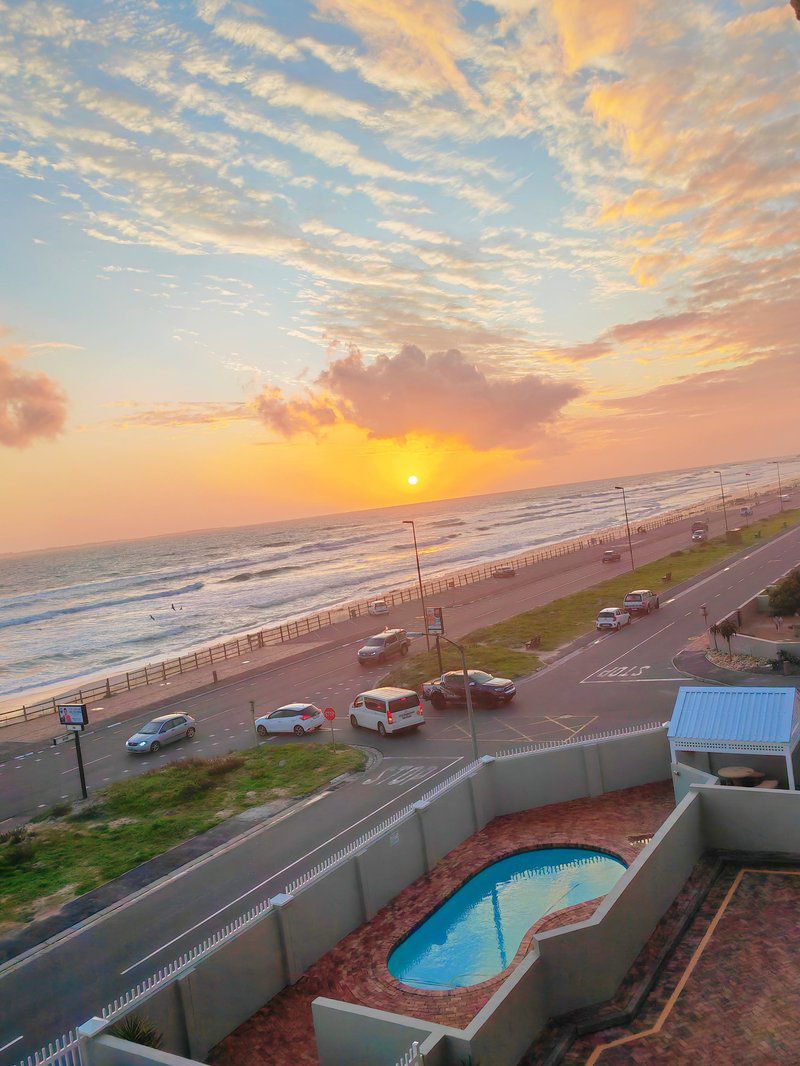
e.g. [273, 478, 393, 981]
[58, 704, 88, 728]
[425, 606, 444, 635]
[53, 732, 73, 746]
[323, 707, 336, 722]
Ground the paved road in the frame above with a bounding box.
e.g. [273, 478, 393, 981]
[1, 521, 798, 1061]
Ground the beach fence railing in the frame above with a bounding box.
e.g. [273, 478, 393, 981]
[2, 485, 777, 731]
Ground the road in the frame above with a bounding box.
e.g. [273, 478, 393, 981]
[1, 520, 798, 1061]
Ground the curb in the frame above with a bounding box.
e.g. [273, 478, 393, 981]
[673, 649, 800, 690]
[0, 744, 379, 975]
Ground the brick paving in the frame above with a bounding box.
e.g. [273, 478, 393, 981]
[209, 781, 673, 1066]
[565, 861, 800, 1064]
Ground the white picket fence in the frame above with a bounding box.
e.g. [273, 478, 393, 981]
[15, 1032, 79, 1066]
[284, 758, 483, 895]
[395, 1040, 423, 1066]
[496, 721, 665, 759]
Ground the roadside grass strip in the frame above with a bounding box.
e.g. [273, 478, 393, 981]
[0, 744, 364, 927]
[382, 508, 800, 693]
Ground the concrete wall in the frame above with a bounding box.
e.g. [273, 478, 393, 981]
[284, 858, 365, 977]
[597, 730, 672, 792]
[491, 743, 589, 815]
[671, 761, 717, 804]
[419, 777, 477, 867]
[312, 999, 452, 1066]
[357, 814, 427, 917]
[698, 783, 800, 852]
[729, 632, 800, 659]
[86, 1034, 202, 1066]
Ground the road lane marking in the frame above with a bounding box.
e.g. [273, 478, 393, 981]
[119, 755, 463, 976]
[0, 1036, 23, 1053]
[60, 754, 113, 775]
[580, 620, 676, 682]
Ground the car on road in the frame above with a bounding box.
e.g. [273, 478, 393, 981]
[348, 687, 424, 736]
[780, 494, 791, 503]
[357, 628, 410, 666]
[255, 704, 325, 736]
[601, 548, 622, 563]
[126, 714, 196, 753]
[422, 669, 516, 709]
[622, 589, 660, 615]
[596, 607, 631, 631]
[368, 599, 390, 615]
[739, 506, 753, 517]
[492, 564, 516, 578]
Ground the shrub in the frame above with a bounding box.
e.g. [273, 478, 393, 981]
[107, 1014, 163, 1049]
[68, 805, 104, 822]
[768, 569, 800, 616]
[205, 753, 245, 777]
[46, 802, 71, 819]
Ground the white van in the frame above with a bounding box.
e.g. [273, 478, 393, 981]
[348, 687, 425, 736]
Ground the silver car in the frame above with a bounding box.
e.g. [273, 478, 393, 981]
[126, 713, 196, 753]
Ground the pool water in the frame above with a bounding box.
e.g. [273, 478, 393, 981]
[388, 847, 625, 990]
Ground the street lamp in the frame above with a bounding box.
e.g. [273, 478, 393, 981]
[403, 519, 430, 651]
[437, 634, 479, 762]
[745, 472, 752, 505]
[771, 460, 784, 511]
[614, 485, 635, 572]
[713, 470, 729, 533]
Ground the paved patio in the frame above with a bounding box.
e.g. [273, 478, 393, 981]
[565, 860, 800, 1064]
[209, 780, 673, 1066]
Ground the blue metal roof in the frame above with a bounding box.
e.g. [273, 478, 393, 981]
[669, 687, 799, 744]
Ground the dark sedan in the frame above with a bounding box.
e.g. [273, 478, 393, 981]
[422, 670, 516, 710]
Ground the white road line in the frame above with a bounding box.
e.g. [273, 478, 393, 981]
[60, 753, 113, 776]
[119, 755, 463, 975]
[581, 620, 676, 682]
[0, 1036, 23, 1053]
[582, 678, 685, 684]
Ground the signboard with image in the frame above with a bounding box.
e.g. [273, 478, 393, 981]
[425, 607, 445, 636]
[58, 704, 88, 729]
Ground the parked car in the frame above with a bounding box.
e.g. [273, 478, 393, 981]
[780, 494, 791, 502]
[492, 565, 516, 578]
[422, 670, 516, 710]
[357, 628, 410, 665]
[602, 549, 622, 563]
[348, 688, 424, 736]
[368, 599, 390, 615]
[126, 714, 196, 753]
[596, 607, 631, 631]
[255, 703, 325, 736]
[740, 506, 753, 517]
[691, 520, 709, 542]
[622, 589, 660, 615]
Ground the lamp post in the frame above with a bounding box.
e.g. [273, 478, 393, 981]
[745, 472, 752, 505]
[713, 470, 729, 533]
[771, 460, 784, 511]
[438, 634, 479, 762]
[403, 519, 430, 651]
[614, 485, 635, 572]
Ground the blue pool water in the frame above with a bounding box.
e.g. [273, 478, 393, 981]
[388, 848, 625, 990]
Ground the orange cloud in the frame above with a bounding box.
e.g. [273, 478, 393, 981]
[0, 343, 68, 448]
[544, 0, 652, 72]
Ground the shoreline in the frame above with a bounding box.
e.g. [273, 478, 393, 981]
[3, 474, 794, 721]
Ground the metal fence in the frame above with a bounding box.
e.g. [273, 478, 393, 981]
[2, 494, 725, 730]
[395, 1042, 423, 1066]
[15, 1032, 79, 1066]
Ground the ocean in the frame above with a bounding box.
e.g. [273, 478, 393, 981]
[1, 459, 797, 704]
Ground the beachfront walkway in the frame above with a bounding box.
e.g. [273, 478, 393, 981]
[208, 782, 673, 1066]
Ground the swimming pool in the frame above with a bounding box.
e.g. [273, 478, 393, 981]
[388, 847, 625, 990]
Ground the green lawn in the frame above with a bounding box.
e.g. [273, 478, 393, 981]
[381, 508, 800, 693]
[0, 743, 365, 927]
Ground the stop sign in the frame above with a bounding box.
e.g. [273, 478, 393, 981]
[323, 707, 336, 722]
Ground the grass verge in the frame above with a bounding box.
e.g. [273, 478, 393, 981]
[381, 508, 800, 692]
[0, 742, 365, 927]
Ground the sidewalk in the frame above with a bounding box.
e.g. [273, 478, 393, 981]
[674, 647, 800, 689]
[4, 493, 795, 751]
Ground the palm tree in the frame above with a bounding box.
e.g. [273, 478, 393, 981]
[716, 617, 739, 659]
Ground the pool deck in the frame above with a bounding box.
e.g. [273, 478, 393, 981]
[209, 780, 674, 1066]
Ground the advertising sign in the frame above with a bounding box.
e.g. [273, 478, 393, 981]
[425, 606, 445, 636]
[58, 704, 88, 728]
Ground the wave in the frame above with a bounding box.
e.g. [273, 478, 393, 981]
[221, 565, 302, 583]
[0, 581, 203, 631]
[429, 518, 466, 528]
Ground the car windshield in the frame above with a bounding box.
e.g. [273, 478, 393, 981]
[365, 637, 385, 647]
[139, 721, 161, 734]
[468, 671, 493, 683]
[599, 611, 615, 619]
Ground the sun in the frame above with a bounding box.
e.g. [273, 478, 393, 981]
[407, 474, 419, 486]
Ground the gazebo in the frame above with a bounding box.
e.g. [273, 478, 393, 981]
[668, 687, 800, 790]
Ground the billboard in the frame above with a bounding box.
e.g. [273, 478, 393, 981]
[425, 606, 445, 636]
[58, 704, 88, 728]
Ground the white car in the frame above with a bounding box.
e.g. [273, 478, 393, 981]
[348, 688, 424, 736]
[596, 607, 631, 631]
[255, 703, 325, 737]
[368, 599, 390, 616]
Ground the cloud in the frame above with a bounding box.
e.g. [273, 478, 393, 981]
[0, 346, 68, 447]
[106, 401, 249, 428]
[255, 345, 582, 449]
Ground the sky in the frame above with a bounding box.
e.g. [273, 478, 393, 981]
[0, 0, 798, 553]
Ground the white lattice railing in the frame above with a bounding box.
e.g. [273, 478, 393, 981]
[15, 1031, 79, 1066]
[396, 1040, 423, 1066]
[496, 721, 665, 759]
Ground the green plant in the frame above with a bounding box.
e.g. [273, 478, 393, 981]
[46, 802, 71, 819]
[768, 569, 800, 616]
[715, 617, 739, 658]
[107, 1014, 163, 1049]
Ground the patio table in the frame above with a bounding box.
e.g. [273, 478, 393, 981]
[718, 766, 764, 786]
